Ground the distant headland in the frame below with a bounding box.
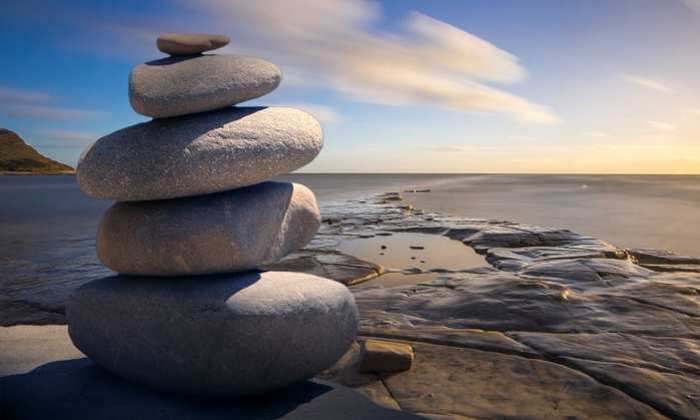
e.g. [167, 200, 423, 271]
[0, 128, 74, 175]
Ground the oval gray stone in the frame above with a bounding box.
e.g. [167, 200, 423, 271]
[97, 182, 320, 276]
[129, 55, 281, 118]
[77, 107, 322, 201]
[157, 32, 229, 56]
[66, 271, 359, 397]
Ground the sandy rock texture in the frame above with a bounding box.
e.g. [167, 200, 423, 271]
[156, 32, 229, 56]
[2, 191, 699, 418]
[77, 107, 322, 201]
[66, 271, 358, 398]
[97, 182, 320, 276]
[129, 55, 280, 118]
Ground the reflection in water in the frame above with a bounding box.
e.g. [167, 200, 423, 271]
[338, 232, 486, 272]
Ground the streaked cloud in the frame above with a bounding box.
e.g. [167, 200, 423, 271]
[182, 0, 558, 124]
[0, 86, 51, 104]
[0, 84, 107, 121]
[420, 145, 475, 153]
[37, 129, 100, 142]
[272, 103, 342, 124]
[681, 0, 700, 14]
[648, 120, 677, 131]
[507, 135, 535, 141]
[584, 131, 611, 139]
[8, 0, 558, 124]
[622, 74, 672, 93]
[2, 104, 107, 120]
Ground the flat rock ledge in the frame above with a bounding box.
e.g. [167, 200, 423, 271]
[2, 192, 699, 418]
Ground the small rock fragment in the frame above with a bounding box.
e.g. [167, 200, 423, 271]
[359, 339, 414, 373]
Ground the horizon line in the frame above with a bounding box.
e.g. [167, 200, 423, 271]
[292, 172, 700, 176]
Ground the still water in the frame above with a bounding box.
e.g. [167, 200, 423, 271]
[1, 174, 698, 295]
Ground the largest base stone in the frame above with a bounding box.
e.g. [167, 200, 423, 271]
[66, 271, 359, 398]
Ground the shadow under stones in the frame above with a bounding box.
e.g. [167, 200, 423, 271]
[145, 55, 205, 66]
[85, 270, 263, 298]
[0, 358, 422, 420]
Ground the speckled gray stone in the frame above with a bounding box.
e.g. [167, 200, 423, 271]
[156, 32, 229, 56]
[96, 182, 320, 276]
[77, 107, 322, 201]
[66, 271, 359, 397]
[129, 55, 281, 118]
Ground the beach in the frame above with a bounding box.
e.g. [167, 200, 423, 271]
[1, 174, 699, 418]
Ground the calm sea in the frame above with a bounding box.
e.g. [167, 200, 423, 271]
[1, 174, 698, 291]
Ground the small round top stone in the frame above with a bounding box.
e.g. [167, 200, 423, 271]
[156, 32, 230, 56]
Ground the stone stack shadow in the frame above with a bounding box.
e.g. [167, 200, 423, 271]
[68, 33, 359, 398]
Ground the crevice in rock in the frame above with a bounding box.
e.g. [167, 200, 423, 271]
[618, 295, 699, 319]
[506, 335, 677, 419]
[359, 331, 537, 359]
[378, 375, 404, 412]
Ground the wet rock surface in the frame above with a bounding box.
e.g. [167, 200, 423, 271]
[2, 192, 699, 418]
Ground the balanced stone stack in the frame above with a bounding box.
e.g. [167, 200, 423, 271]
[67, 33, 359, 398]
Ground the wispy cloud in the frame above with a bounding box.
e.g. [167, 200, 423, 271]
[507, 135, 535, 141]
[37, 129, 100, 142]
[224, 1, 557, 124]
[584, 131, 611, 139]
[0, 86, 51, 104]
[681, 0, 700, 14]
[0, 85, 107, 121]
[420, 145, 475, 153]
[2, 104, 107, 120]
[272, 103, 342, 124]
[90, 0, 556, 124]
[648, 120, 677, 132]
[622, 74, 672, 93]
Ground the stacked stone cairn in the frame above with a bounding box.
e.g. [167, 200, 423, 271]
[67, 33, 359, 398]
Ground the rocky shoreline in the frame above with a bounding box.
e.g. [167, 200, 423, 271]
[1, 190, 699, 419]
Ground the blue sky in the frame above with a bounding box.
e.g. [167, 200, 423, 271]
[1, 0, 699, 173]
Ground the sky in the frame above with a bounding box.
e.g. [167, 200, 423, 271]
[1, 0, 700, 173]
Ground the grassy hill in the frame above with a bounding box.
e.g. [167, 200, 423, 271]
[0, 128, 74, 174]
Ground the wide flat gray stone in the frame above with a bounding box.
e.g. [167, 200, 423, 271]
[97, 182, 320, 276]
[66, 271, 359, 398]
[129, 54, 280, 118]
[77, 107, 322, 201]
[156, 32, 229, 56]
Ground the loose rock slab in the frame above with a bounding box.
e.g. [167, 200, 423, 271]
[77, 107, 322, 201]
[97, 182, 320, 276]
[156, 32, 229, 55]
[129, 55, 281, 118]
[359, 339, 414, 373]
[66, 271, 359, 398]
